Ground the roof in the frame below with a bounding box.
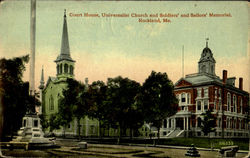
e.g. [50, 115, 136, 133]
[55, 10, 75, 63]
[175, 73, 222, 87]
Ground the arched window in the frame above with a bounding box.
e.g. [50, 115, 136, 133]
[233, 95, 236, 112]
[204, 100, 208, 110]
[181, 93, 186, 103]
[70, 65, 73, 75]
[64, 64, 68, 73]
[227, 93, 231, 111]
[60, 64, 63, 74]
[57, 65, 59, 75]
[197, 101, 201, 111]
[197, 117, 202, 127]
[49, 95, 54, 111]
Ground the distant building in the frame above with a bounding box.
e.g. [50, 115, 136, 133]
[159, 41, 249, 138]
[40, 10, 99, 136]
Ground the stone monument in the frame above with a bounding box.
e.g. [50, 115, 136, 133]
[10, 113, 57, 149]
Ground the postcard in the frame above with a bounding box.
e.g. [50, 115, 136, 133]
[0, 0, 249, 157]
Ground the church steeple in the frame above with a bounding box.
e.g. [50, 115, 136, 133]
[198, 38, 216, 75]
[55, 9, 75, 79]
[39, 66, 44, 90]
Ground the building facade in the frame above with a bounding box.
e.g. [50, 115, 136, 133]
[159, 41, 249, 138]
[40, 10, 99, 137]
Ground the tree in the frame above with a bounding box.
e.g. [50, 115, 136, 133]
[139, 71, 178, 140]
[0, 55, 36, 140]
[50, 78, 86, 138]
[201, 108, 217, 136]
[86, 80, 109, 137]
[105, 76, 141, 138]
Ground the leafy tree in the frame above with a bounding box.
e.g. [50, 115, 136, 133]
[201, 108, 217, 136]
[49, 78, 86, 138]
[105, 76, 141, 138]
[48, 114, 61, 133]
[86, 81, 109, 137]
[139, 71, 178, 139]
[0, 55, 37, 140]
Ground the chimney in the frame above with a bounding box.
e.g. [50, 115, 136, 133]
[239, 78, 243, 90]
[223, 70, 227, 84]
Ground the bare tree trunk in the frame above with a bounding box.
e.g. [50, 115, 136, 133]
[0, 78, 4, 156]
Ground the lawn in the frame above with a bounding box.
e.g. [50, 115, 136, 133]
[158, 137, 249, 150]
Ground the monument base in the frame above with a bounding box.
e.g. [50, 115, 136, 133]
[10, 114, 59, 149]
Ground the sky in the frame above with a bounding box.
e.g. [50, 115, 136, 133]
[0, 1, 249, 92]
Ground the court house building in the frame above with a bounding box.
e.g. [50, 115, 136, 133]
[161, 41, 249, 138]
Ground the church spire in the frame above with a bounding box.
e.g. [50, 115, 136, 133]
[39, 66, 44, 90]
[55, 10, 75, 79]
[55, 9, 75, 62]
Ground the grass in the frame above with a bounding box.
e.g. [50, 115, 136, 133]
[83, 137, 249, 151]
[158, 138, 249, 150]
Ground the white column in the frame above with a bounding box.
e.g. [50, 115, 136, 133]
[171, 119, 174, 129]
[174, 118, 176, 130]
[187, 117, 189, 130]
[167, 118, 169, 129]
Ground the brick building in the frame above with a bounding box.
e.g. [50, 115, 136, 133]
[161, 41, 249, 138]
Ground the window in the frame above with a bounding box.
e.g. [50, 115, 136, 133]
[233, 95, 236, 112]
[181, 93, 186, 103]
[227, 93, 231, 111]
[49, 95, 54, 111]
[204, 88, 208, 97]
[240, 97, 243, 113]
[214, 88, 217, 98]
[70, 65, 73, 75]
[204, 100, 208, 110]
[218, 118, 221, 128]
[197, 101, 201, 111]
[187, 93, 190, 104]
[64, 63, 68, 73]
[197, 89, 201, 97]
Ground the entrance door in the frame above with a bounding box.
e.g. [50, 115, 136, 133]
[176, 118, 184, 130]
